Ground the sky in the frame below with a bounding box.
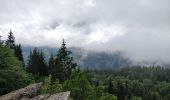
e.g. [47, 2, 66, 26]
[0, 0, 170, 64]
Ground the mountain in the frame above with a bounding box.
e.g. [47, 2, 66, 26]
[22, 46, 131, 69]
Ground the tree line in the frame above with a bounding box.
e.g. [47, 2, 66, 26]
[0, 30, 78, 94]
[89, 67, 170, 100]
[0, 30, 170, 100]
[27, 39, 78, 82]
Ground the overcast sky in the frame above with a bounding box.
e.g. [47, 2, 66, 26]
[0, 0, 170, 63]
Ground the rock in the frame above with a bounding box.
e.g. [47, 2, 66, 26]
[0, 83, 42, 100]
[0, 83, 70, 100]
[47, 92, 70, 100]
[30, 94, 50, 100]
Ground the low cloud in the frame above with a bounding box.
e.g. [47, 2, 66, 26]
[0, 0, 170, 64]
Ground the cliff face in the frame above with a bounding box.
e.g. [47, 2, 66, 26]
[0, 83, 70, 100]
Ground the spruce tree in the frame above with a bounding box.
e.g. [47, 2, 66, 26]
[0, 43, 33, 95]
[5, 30, 24, 66]
[52, 39, 77, 82]
[27, 48, 48, 76]
[14, 44, 24, 66]
[6, 30, 15, 50]
[48, 54, 55, 74]
[39, 50, 48, 75]
[108, 79, 113, 94]
[0, 35, 3, 44]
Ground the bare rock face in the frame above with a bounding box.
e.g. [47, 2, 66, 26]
[30, 92, 70, 100]
[0, 83, 42, 100]
[0, 83, 70, 100]
[47, 92, 70, 100]
[30, 94, 50, 100]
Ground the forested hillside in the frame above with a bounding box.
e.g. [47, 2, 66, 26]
[0, 31, 170, 100]
[22, 46, 131, 69]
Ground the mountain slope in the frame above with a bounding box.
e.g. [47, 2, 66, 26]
[22, 46, 131, 69]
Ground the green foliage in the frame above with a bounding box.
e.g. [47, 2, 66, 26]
[41, 75, 62, 94]
[49, 39, 77, 82]
[111, 77, 132, 100]
[48, 54, 55, 73]
[2, 33, 170, 100]
[5, 30, 25, 66]
[0, 44, 33, 95]
[5, 30, 15, 50]
[108, 79, 114, 94]
[63, 71, 93, 100]
[99, 93, 117, 100]
[89, 67, 170, 100]
[163, 94, 170, 100]
[14, 44, 24, 66]
[132, 96, 143, 100]
[131, 80, 145, 98]
[27, 48, 48, 76]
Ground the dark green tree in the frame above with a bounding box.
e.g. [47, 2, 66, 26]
[0, 35, 3, 44]
[39, 50, 48, 75]
[51, 39, 77, 82]
[108, 79, 113, 94]
[48, 54, 55, 74]
[14, 44, 24, 66]
[0, 43, 33, 95]
[14, 44, 23, 61]
[5, 30, 24, 66]
[27, 48, 48, 76]
[63, 71, 93, 100]
[6, 30, 15, 50]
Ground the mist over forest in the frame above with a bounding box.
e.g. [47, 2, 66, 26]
[0, 0, 170, 100]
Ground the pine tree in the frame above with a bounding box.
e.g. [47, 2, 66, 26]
[14, 44, 24, 66]
[6, 30, 15, 50]
[14, 44, 23, 61]
[5, 30, 24, 66]
[0, 43, 33, 95]
[0, 35, 3, 44]
[27, 48, 48, 76]
[39, 50, 48, 75]
[108, 79, 113, 94]
[48, 54, 55, 74]
[52, 39, 77, 82]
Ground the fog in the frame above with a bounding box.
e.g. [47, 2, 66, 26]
[0, 0, 170, 64]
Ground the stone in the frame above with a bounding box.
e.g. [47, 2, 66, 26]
[0, 83, 42, 100]
[47, 92, 70, 100]
[0, 83, 70, 100]
[30, 94, 50, 100]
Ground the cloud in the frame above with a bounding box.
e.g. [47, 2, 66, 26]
[0, 0, 170, 64]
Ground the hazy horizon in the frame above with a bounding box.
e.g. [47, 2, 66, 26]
[0, 0, 170, 64]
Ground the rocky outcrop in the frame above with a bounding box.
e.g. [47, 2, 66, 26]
[30, 92, 70, 100]
[46, 92, 70, 100]
[0, 83, 70, 100]
[0, 83, 42, 100]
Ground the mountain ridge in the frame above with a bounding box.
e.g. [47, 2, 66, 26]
[22, 46, 132, 69]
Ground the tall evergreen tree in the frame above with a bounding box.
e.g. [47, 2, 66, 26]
[6, 30, 15, 49]
[0, 43, 33, 95]
[51, 39, 77, 82]
[108, 79, 113, 94]
[27, 48, 48, 76]
[39, 50, 48, 75]
[0, 35, 3, 44]
[5, 30, 24, 66]
[48, 54, 55, 74]
[14, 44, 24, 66]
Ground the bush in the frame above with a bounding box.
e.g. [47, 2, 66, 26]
[63, 71, 94, 100]
[41, 75, 62, 94]
[0, 44, 34, 95]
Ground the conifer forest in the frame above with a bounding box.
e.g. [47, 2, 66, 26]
[0, 31, 170, 100]
[0, 0, 170, 100]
